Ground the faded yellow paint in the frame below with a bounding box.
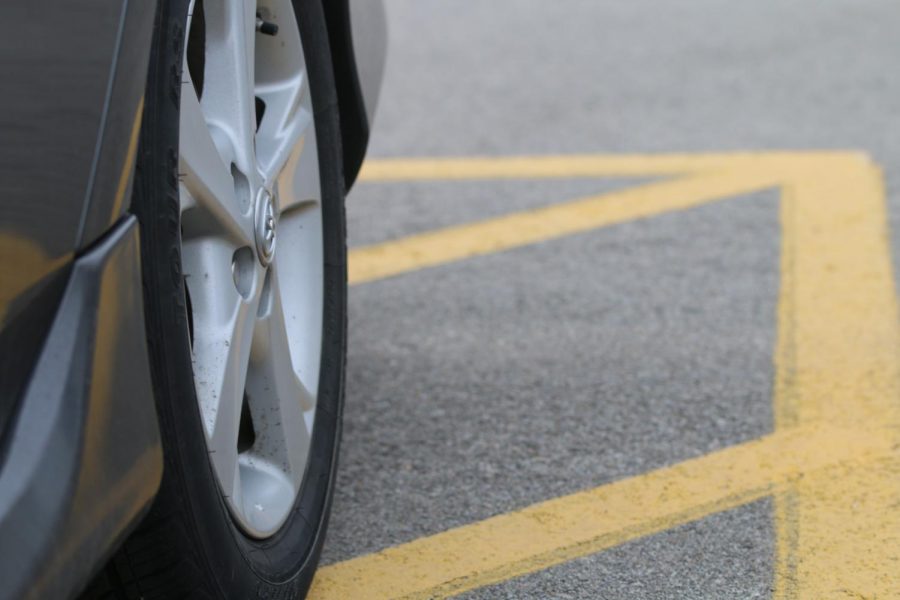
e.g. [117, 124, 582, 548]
[349, 169, 781, 284]
[772, 158, 900, 597]
[311, 426, 890, 600]
[318, 152, 900, 599]
[357, 152, 855, 183]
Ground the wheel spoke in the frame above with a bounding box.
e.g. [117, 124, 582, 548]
[247, 267, 315, 486]
[253, 0, 315, 202]
[183, 238, 263, 503]
[180, 80, 254, 245]
[270, 211, 324, 399]
[198, 0, 259, 179]
[273, 118, 320, 215]
[256, 78, 316, 201]
[193, 295, 256, 504]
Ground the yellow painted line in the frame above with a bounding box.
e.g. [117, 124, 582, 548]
[772, 159, 900, 597]
[327, 151, 900, 598]
[357, 152, 859, 182]
[310, 425, 891, 600]
[349, 169, 781, 285]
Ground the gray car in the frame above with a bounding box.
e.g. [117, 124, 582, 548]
[0, 0, 385, 597]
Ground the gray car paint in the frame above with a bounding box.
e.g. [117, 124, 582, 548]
[0, 216, 161, 600]
[0, 0, 155, 451]
[0, 2, 170, 597]
[349, 0, 387, 128]
[0, 0, 385, 596]
[77, 0, 157, 250]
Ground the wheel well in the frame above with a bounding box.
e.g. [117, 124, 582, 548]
[322, 0, 369, 191]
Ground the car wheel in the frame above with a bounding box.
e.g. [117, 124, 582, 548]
[83, 0, 346, 597]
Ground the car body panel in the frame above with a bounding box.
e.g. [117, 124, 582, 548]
[0, 1, 161, 597]
[0, 216, 162, 600]
[349, 0, 387, 128]
[0, 0, 154, 451]
[0, 0, 126, 286]
[77, 0, 157, 249]
[0, 0, 385, 596]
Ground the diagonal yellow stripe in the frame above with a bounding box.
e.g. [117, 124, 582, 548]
[348, 169, 781, 285]
[331, 151, 900, 598]
[310, 425, 891, 600]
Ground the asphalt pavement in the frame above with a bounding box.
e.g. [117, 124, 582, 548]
[314, 1, 900, 598]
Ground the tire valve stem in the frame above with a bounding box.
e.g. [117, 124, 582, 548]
[256, 14, 278, 36]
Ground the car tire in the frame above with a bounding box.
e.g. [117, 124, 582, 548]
[82, 0, 347, 597]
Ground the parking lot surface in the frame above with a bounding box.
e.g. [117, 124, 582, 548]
[311, 1, 900, 598]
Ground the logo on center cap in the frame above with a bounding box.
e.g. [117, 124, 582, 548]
[255, 188, 278, 265]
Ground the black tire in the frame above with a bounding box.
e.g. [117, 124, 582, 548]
[82, 0, 347, 598]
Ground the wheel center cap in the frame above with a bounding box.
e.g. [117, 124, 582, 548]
[254, 188, 278, 265]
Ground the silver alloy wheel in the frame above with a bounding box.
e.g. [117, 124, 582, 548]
[178, 0, 323, 539]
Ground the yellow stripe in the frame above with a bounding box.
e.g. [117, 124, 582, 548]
[328, 151, 900, 598]
[357, 152, 858, 182]
[772, 157, 900, 597]
[310, 425, 891, 600]
[349, 169, 781, 285]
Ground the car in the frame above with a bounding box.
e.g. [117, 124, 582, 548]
[0, 0, 385, 597]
